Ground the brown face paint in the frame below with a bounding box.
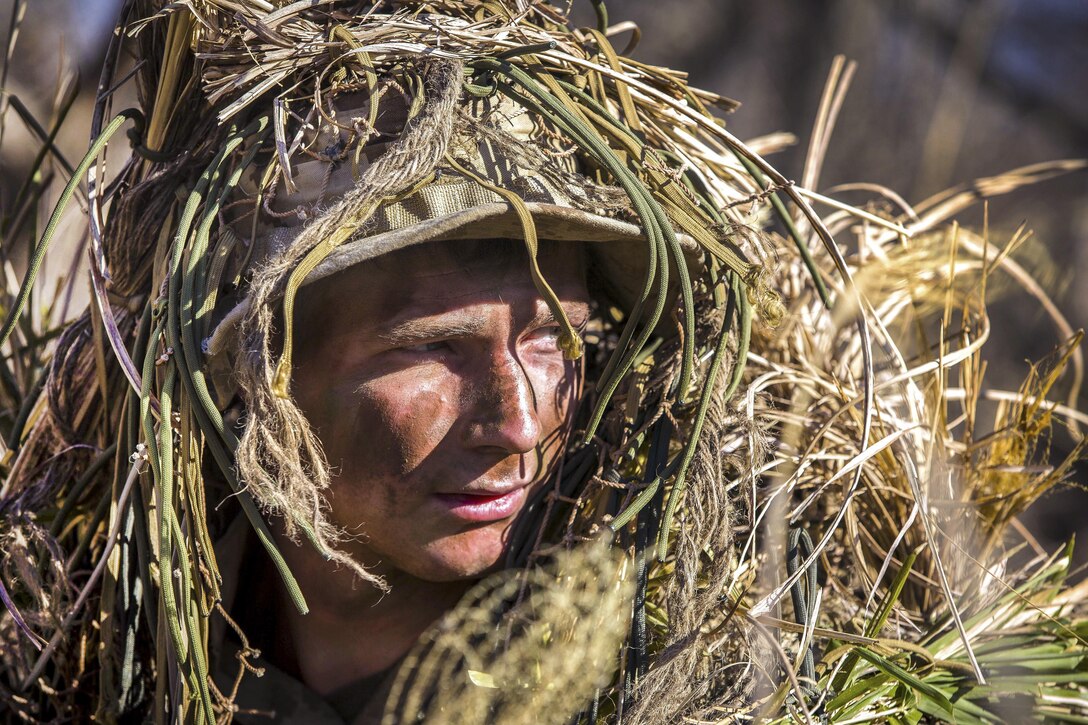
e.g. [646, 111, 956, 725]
[292, 239, 590, 581]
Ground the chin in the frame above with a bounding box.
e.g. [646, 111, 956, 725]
[407, 526, 511, 582]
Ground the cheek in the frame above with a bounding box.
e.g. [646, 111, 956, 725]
[295, 364, 455, 478]
[320, 378, 455, 531]
[350, 376, 454, 476]
[528, 355, 581, 434]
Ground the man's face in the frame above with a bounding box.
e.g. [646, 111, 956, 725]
[292, 239, 590, 582]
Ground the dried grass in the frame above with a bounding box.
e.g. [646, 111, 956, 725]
[0, 2, 1083, 723]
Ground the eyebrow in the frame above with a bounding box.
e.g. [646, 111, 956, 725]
[527, 307, 560, 331]
[378, 316, 484, 345]
[377, 303, 588, 346]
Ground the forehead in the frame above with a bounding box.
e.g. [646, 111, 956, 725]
[296, 238, 587, 328]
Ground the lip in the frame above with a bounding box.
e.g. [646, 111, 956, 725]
[432, 485, 528, 523]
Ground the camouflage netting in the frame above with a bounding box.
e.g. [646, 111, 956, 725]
[0, 1, 1086, 723]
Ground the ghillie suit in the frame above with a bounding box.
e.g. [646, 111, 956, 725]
[1, 1, 1086, 723]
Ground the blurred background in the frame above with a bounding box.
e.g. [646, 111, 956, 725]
[2, 0, 1086, 555]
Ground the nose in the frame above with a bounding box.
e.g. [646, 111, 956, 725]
[462, 351, 542, 455]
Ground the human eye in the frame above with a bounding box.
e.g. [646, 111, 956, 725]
[399, 340, 448, 354]
[531, 324, 562, 340]
[525, 324, 564, 351]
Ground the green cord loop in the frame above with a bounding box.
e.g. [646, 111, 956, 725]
[0, 109, 141, 352]
[786, 527, 822, 709]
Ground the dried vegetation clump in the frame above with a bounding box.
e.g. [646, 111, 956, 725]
[0, 2, 1084, 723]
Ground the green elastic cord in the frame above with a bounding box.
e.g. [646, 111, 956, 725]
[548, 77, 761, 410]
[163, 117, 310, 615]
[544, 84, 700, 402]
[444, 155, 583, 360]
[737, 153, 831, 309]
[271, 134, 441, 400]
[526, 69, 699, 421]
[270, 212, 373, 398]
[656, 272, 750, 560]
[526, 70, 687, 388]
[787, 527, 819, 691]
[157, 363, 216, 725]
[328, 26, 380, 177]
[585, 30, 642, 135]
[497, 41, 558, 60]
[589, 0, 609, 32]
[555, 78, 755, 279]
[0, 110, 140, 353]
[138, 312, 165, 492]
[153, 362, 188, 666]
[475, 61, 676, 442]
